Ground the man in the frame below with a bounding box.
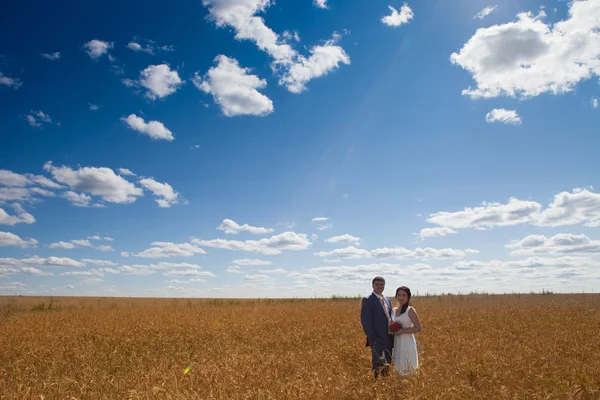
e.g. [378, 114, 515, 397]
[360, 276, 394, 378]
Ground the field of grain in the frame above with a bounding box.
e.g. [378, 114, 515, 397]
[1, 294, 599, 399]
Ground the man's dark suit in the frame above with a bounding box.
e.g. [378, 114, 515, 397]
[360, 292, 394, 377]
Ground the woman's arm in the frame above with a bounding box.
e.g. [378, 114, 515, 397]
[394, 307, 422, 335]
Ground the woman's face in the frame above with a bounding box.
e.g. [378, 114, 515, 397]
[396, 289, 409, 305]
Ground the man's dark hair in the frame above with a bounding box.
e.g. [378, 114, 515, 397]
[372, 276, 385, 284]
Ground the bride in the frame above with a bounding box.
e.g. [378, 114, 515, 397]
[390, 286, 422, 375]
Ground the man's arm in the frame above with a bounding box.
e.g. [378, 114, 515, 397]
[360, 297, 378, 345]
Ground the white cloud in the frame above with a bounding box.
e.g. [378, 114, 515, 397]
[316, 223, 332, 231]
[127, 42, 154, 54]
[194, 55, 274, 117]
[15, 256, 85, 268]
[315, 246, 371, 259]
[0, 207, 35, 226]
[326, 234, 360, 245]
[281, 34, 351, 93]
[97, 245, 114, 252]
[41, 52, 61, 60]
[82, 259, 117, 266]
[257, 268, 286, 274]
[312, 217, 329, 222]
[134, 242, 207, 258]
[122, 114, 174, 141]
[83, 40, 114, 59]
[314, 0, 328, 8]
[474, 5, 497, 20]
[163, 269, 216, 277]
[89, 103, 100, 111]
[507, 233, 600, 256]
[427, 197, 542, 229]
[192, 231, 312, 255]
[244, 274, 269, 281]
[118, 168, 136, 177]
[139, 178, 181, 207]
[88, 236, 101, 241]
[0, 231, 38, 248]
[217, 219, 274, 234]
[48, 241, 76, 249]
[536, 188, 600, 227]
[417, 227, 457, 240]
[592, 97, 599, 108]
[231, 259, 272, 266]
[61, 191, 92, 207]
[315, 245, 477, 260]
[0, 72, 22, 89]
[228, 266, 243, 273]
[26, 110, 52, 128]
[44, 161, 143, 204]
[202, 0, 349, 93]
[138, 64, 183, 100]
[451, 1, 600, 99]
[425, 188, 600, 231]
[382, 4, 414, 27]
[486, 109, 522, 125]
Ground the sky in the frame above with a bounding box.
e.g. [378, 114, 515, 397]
[1, 0, 600, 298]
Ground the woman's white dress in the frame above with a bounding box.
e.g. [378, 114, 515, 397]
[391, 306, 419, 374]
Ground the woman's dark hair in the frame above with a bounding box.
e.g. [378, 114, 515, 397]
[395, 286, 412, 315]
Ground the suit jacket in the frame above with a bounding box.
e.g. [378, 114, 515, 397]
[360, 292, 394, 348]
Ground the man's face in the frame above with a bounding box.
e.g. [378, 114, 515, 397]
[372, 280, 385, 295]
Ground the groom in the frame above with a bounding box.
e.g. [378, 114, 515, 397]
[360, 276, 394, 378]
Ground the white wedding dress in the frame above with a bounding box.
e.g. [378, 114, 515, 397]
[391, 306, 419, 374]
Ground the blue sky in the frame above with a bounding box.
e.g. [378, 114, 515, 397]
[1, 0, 599, 297]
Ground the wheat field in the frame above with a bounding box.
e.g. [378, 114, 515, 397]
[0, 294, 599, 399]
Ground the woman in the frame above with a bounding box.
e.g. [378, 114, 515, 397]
[391, 286, 422, 375]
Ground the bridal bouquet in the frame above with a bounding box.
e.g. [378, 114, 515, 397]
[389, 321, 402, 332]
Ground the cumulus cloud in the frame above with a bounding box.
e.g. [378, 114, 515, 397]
[486, 109, 522, 124]
[82, 259, 117, 266]
[127, 42, 154, 54]
[1, 256, 85, 268]
[44, 161, 143, 204]
[41, 52, 61, 60]
[217, 219, 274, 235]
[139, 178, 181, 208]
[133, 242, 207, 258]
[231, 259, 272, 266]
[138, 64, 183, 100]
[417, 227, 457, 240]
[0, 72, 22, 89]
[315, 245, 477, 260]
[83, 40, 114, 59]
[89, 103, 100, 111]
[506, 233, 600, 256]
[280, 34, 351, 93]
[122, 114, 174, 141]
[193, 55, 274, 117]
[118, 168, 136, 177]
[0, 207, 35, 226]
[451, 1, 600, 99]
[192, 231, 312, 255]
[381, 4, 414, 27]
[593, 97, 598, 108]
[474, 5, 497, 20]
[326, 234, 360, 245]
[25, 110, 52, 128]
[0, 231, 38, 248]
[60, 191, 92, 207]
[202, 0, 349, 93]
[314, 0, 328, 8]
[425, 188, 600, 231]
[312, 217, 329, 222]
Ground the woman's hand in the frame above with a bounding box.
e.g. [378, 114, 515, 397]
[394, 329, 405, 336]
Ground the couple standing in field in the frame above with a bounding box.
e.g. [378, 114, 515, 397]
[360, 276, 422, 378]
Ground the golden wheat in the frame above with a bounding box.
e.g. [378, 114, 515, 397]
[0, 294, 599, 399]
